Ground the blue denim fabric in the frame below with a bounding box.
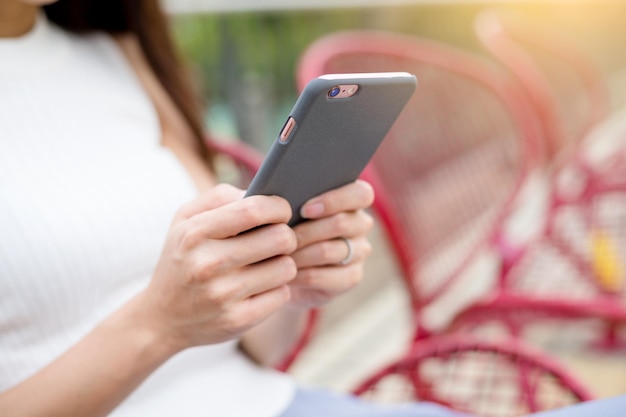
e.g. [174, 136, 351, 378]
[279, 389, 626, 417]
[278, 388, 473, 417]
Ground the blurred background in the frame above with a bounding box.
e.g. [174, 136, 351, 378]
[167, 0, 626, 151]
[166, 1, 626, 416]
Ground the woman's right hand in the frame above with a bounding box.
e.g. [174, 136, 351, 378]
[137, 184, 298, 353]
[0, 184, 297, 417]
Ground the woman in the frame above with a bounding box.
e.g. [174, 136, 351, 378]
[3, 2, 625, 417]
[0, 0, 468, 416]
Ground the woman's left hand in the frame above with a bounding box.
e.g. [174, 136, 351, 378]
[289, 179, 375, 308]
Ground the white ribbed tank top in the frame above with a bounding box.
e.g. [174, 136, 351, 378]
[0, 14, 294, 417]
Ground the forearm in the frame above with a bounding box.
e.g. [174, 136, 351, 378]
[240, 304, 309, 368]
[0, 293, 177, 417]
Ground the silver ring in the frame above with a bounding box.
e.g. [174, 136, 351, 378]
[338, 237, 354, 266]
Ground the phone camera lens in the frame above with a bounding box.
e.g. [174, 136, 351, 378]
[328, 86, 341, 98]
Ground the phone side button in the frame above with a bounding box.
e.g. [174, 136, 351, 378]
[279, 117, 297, 143]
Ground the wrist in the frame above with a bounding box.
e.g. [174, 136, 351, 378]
[104, 293, 184, 365]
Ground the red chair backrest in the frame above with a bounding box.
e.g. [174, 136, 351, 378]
[297, 31, 542, 313]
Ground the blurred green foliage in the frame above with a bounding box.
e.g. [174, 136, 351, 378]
[174, 9, 377, 101]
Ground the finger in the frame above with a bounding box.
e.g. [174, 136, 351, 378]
[293, 210, 374, 249]
[186, 195, 292, 240]
[234, 255, 298, 299]
[176, 184, 245, 220]
[290, 263, 364, 296]
[300, 179, 374, 220]
[234, 284, 292, 329]
[201, 255, 296, 308]
[193, 224, 297, 275]
[291, 236, 371, 269]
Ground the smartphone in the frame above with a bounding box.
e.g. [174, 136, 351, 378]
[245, 72, 417, 226]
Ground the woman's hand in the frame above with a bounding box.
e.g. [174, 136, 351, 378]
[136, 184, 298, 353]
[289, 180, 375, 308]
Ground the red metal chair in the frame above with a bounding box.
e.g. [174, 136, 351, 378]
[297, 29, 541, 338]
[204, 135, 319, 372]
[441, 11, 626, 349]
[296, 30, 593, 416]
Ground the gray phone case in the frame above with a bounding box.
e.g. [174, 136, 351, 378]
[245, 73, 417, 226]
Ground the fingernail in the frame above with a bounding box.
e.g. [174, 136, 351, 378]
[301, 202, 325, 218]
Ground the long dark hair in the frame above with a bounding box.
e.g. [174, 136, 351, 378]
[44, 0, 213, 164]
